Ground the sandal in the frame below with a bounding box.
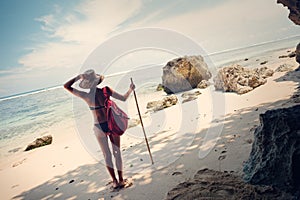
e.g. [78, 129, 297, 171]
[118, 179, 133, 189]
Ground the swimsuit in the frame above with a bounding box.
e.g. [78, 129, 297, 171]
[91, 106, 109, 132]
[95, 122, 110, 133]
[92, 87, 112, 133]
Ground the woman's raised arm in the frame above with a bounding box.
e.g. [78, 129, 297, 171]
[111, 83, 135, 101]
[63, 75, 87, 98]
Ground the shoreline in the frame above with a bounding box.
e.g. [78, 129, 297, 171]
[1, 46, 299, 199]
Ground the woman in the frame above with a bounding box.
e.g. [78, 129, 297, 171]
[64, 69, 135, 189]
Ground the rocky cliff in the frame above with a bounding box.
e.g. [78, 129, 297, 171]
[277, 0, 300, 25]
[243, 105, 300, 194]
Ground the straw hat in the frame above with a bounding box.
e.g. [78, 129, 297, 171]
[79, 69, 104, 89]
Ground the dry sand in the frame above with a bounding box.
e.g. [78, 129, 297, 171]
[0, 48, 299, 200]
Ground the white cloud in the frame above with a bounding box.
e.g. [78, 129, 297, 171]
[47, 0, 142, 43]
[35, 14, 56, 32]
[1, 0, 145, 97]
[125, 0, 299, 52]
[10, 0, 299, 97]
[20, 0, 299, 73]
[20, 0, 142, 71]
[19, 42, 90, 69]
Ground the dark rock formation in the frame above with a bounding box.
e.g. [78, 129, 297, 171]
[162, 55, 211, 94]
[296, 43, 300, 64]
[288, 51, 296, 58]
[213, 64, 273, 94]
[243, 105, 300, 194]
[166, 168, 293, 200]
[277, 0, 300, 66]
[277, 0, 300, 25]
[25, 135, 53, 151]
[146, 95, 178, 111]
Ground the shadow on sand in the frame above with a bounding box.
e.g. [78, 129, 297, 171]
[14, 66, 300, 200]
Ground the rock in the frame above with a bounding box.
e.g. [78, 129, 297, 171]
[197, 80, 210, 89]
[213, 64, 273, 94]
[162, 55, 211, 94]
[181, 91, 201, 103]
[279, 55, 288, 59]
[128, 118, 141, 128]
[166, 168, 294, 200]
[181, 91, 201, 98]
[254, 66, 274, 78]
[146, 95, 178, 111]
[25, 135, 53, 151]
[288, 51, 296, 58]
[156, 83, 164, 91]
[275, 64, 294, 72]
[260, 61, 268, 65]
[243, 105, 300, 193]
[296, 43, 300, 64]
[182, 96, 198, 104]
[277, 0, 300, 25]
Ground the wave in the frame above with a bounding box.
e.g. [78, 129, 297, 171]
[0, 85, 62, 102]
[206, 35, 300, 57]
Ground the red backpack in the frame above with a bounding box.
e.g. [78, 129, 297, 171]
[102, 87, 129, 136]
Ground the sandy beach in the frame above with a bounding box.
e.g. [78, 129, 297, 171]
[1, 47, 299, 200]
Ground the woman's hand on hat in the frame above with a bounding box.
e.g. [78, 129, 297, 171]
[76, 74, 82, 80]
[77, 74, 87, 80]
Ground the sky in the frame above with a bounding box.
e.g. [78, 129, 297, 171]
[0, 0, 299, 97]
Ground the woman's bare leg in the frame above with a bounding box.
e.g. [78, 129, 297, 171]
[94, 128, 118, 188]
[109, 134, 123, 184]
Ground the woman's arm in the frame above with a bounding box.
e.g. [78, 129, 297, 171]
[111, 83, 135, 101]
[63, 75, 86, 98]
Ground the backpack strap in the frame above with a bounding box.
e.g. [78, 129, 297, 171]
[102, 87, 109, 99]
[102, 86, 112, 98]
[102, 87, 111, 108]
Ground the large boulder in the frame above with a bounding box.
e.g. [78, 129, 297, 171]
[243, 105, 300, 194]
[162, 55, 211, 94]
[277, 0, 300, 25]
[213, 64, 273, 94]
[25, 135, 53, 151]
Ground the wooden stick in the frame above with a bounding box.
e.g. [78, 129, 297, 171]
[130, 78, 154, 165]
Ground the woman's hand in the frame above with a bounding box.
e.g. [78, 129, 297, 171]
[130, 83, 135, 91]
[76, 74, 84, 80]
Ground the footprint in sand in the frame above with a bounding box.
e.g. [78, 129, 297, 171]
[172, 171, 183, 176]
[218, 155, 226, 161]
[218, 148, 227, 161]
[12, 158, 27, 167]
[11, 184, 19, 189]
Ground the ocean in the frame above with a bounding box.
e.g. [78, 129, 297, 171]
[1, 35, 299, 159]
